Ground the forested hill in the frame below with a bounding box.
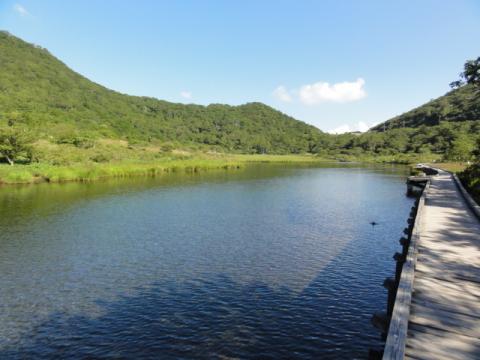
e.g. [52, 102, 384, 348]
[0, 31, 323, 154]
[371, 84, 480, 131]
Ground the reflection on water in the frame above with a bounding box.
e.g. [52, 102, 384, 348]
[0, 164, 413, 359]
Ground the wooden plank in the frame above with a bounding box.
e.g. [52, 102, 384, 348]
[383, 168, 480, 359]
[411, 296, 480, 319]
[415, 262, 480, 283]
[382, 182, 429, 360]
[413, 285, 480, 308]
[409, 303, 480, 337]
[408, 322, 480, 345]
[413, 277, 480, 302]
[414, 266, 480, 286]
[406, 327, 480, 360]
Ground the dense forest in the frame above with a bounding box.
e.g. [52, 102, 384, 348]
[0, 31, 323, 157]
[0, 31, 479, 168]
[371, 84, 480, 130]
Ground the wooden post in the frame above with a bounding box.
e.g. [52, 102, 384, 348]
[383, 277, 397, 316]
[393, 252, 406, 283]
[399, 237, 409, 256]
[372, 311, 389, 336]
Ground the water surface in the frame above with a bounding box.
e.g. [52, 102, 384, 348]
[0, 164, 413, 359]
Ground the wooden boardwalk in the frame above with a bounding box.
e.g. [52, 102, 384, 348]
[384, 170, 480, 359]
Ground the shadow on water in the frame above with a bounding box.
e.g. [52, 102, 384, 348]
[0, 163, 414, 359]
[0, 247, 387, 360]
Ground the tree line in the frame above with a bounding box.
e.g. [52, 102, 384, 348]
[1, 30, 479, 167]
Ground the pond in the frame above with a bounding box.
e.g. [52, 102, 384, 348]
[0, 164, 413, 359]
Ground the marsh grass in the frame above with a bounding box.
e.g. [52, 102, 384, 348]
[427, 162, 469, 173]
[0, 151, 449, 186]
[0, 154, 332, 185]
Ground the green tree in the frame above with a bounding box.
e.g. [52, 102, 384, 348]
[450, 57, 480, 88]
[445, 134, 475, 161]
[472, 138, 480, 163]
[0, 127, 33, 165]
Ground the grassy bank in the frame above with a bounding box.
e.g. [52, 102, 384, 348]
[426, 162, 469, 173]
[331, 153, 441, 165]
[0, 149, 458, 186]
[0, 154, 333, 185]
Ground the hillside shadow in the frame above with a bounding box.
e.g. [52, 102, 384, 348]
[0, 252, 386, 360]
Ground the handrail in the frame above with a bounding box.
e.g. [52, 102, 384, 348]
[382, 180, 430, 359]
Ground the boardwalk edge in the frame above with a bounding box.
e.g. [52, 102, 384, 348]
[452, 173, 480, 221]
[381, 179, 430, 360]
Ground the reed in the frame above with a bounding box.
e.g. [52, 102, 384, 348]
[0, 158, 249, 185]
[0, 153, 449, 186]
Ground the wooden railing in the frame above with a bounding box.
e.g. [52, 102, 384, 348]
[382, 181, 430, 359]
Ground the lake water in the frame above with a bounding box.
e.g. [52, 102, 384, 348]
[0, 164, 413, 359]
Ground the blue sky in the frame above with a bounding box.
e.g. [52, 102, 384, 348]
[1, 1, 479, 132]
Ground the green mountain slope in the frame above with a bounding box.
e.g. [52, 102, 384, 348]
[0, 31, 323, 154]
[371, 84, 480, 131]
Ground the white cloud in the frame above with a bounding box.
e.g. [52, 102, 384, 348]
[299, 78, 366, 104]
[180, 91, 192, 99]
[327, 121, 373, 134]
[328, 124, 352, 134]
[272, 85, 292, 103]
[356, 121, 370, 132]
[272, 78, 366, 105]
[14, 4, 29, 16]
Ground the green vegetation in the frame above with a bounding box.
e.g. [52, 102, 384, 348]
[0, 31, 479, 187]
[0, 154, 331, 184]
[453, 57, 480, 203]
[0, 31, 323, 155]
[459, 137, 480, 203]
[370, 85, 480, 130]
[319, 121, 480, 162]
[333, 56, 480, 162]
[460, 161, 480, 203]
[450, 56, 480, 89]
[0, 124, 32, 165]
[427, 162, 468, 174]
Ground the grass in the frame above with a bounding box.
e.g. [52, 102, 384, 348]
[458, 162, 480, 204]
[0, 141, 462, 186]
[426, 162, 469, 173]
[0, 154, 333, 185]
[327, 153, 441, 165]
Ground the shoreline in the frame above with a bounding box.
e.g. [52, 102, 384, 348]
[0, 153, 449, 187]
[0, 155, 335, 186]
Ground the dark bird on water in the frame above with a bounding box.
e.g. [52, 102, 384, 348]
[370, 221, 379, 226]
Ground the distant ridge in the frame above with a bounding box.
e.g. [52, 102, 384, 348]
[371, 84, 480, 131]
[0, 31, 323, 154]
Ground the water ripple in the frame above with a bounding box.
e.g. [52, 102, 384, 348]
[0, 165, 413, 359]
